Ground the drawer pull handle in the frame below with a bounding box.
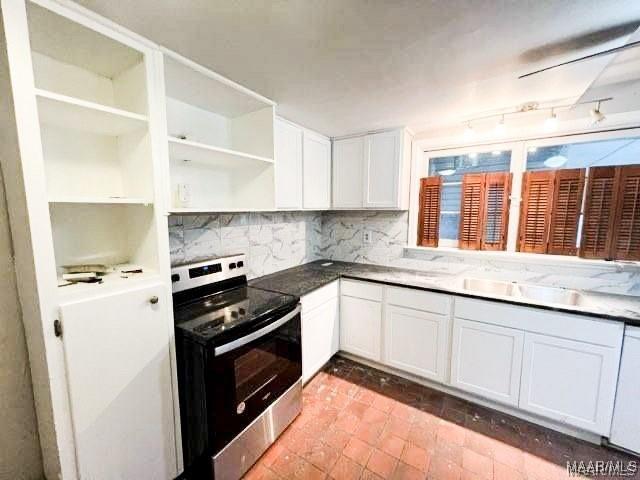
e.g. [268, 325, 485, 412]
[149, 296, 159, 305]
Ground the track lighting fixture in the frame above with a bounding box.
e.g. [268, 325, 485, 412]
[590, 101, 606, 124]
[544, 108, 558, 132]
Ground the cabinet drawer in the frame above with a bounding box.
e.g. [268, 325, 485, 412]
[341, 279, 383, 302]
[387, 286, 450, 314]
[301, 281, 339, 313]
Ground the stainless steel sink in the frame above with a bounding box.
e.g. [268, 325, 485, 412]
[451, 278, 517, 296]
[514, 284, 593, 307]
[451, 277, 594, 308]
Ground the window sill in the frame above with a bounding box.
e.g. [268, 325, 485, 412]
[404, 246, 640, 272]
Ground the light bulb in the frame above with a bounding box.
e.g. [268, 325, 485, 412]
[544, 110, 558, 131]
[590, 105, 605, 124]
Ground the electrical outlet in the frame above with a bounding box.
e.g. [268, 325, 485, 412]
[363, 230, 372, 244]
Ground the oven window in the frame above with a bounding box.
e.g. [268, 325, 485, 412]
[234, 339, 285, 402]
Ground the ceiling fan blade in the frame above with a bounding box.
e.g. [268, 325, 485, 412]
[518, 40, 640, 79]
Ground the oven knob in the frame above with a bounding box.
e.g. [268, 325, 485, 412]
[237, 402, 246, 415]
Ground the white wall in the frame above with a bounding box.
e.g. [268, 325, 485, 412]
[0, 163, 43, 480]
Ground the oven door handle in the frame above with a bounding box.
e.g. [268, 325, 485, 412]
[214, 304, 301, 356]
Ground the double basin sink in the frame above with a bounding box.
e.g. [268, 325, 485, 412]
[448, 277, 594, 308]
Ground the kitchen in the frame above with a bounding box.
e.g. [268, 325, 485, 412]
[1, 1, 640, 480]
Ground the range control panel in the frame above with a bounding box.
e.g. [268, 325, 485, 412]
[171, 254, 247, 293]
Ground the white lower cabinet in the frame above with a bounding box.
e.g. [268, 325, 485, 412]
[450, 318, 524, 407]
[301, 282, 340, 383]
[383, 288, 451, 382]
[519, 333, 620, 435]
[384, 306, 449, 382]
[59, 282, 176, 480]
[335, 279, 625, 438]
[340, 291, 382, 361]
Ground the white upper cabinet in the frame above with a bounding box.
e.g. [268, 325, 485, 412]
[302, 130, 331, 209]
[364, 130, 401, 208]
[332, 128, 411, 209]
[332, 136, 364, 208]
[274, 118, 303, 209]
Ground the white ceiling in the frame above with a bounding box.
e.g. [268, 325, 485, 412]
[75, 0, 640, 137]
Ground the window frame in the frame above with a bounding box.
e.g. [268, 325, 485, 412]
[409, 127, 640, 260]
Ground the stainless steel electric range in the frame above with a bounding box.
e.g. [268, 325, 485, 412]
[172, 254, 302, 480]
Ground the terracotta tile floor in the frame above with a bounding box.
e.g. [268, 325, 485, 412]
[245, 356, 639, 480]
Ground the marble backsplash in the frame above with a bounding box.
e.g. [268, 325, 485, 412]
[169, 210, 640, 296]
[169, 212, 322, 279]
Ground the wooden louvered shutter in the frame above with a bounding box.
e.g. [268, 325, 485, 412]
[580, 167, 617, 259]
[611, 166, 640, 260]
[459, 174, 485, 250]
[481, 172, 512, 251]
[417, 176, 442, 247]
[518, 171, 555, 253]
[547, 169, 585, 255]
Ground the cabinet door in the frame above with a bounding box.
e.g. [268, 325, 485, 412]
[302, 298, 339, 383]
[451, 318, 524, 406]
[364, 130, 400, 208]
[340, 295, 382, 361]
[60, 283, 176, 479]
[303, 131, 331, 209]
[274, 118, 303, 209]
[519, 333, 620, 435]
[384, 305, 449, 382]
[332, 136, 364, 208]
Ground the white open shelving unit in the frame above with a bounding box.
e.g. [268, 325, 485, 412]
[27, 1, 160, 289]
[162, 53, 277, 212]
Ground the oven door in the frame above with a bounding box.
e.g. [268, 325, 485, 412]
[208, 304, 301, 453]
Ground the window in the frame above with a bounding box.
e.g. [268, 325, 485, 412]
[522, 137, 640, 260]
[426, 150, 511, 244]
[414, 131, 640, 262]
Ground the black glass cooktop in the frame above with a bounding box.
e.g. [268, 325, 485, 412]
[173, 285, 299, 344]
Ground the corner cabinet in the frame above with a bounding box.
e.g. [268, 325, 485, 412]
[274, 117, 303, 209]
[274, 116, 330, 210]
[332, 128, 411, 209]
[340, 280, 383, 361]
[302, 129, 331, 209]
[301, 281, 340, 383]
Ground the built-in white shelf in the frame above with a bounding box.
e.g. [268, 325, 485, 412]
[168, 136, 274, 169]
[48, 196, 153, 205]
[57, 270, 161, 303]
[168, 207, 283, 214]
[35, 89, 148, 136]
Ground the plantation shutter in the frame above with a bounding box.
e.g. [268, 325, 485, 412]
[417, 176, 442, 247]
[518, 171, 555, 253]
[458, 174, 485, 250]
[481, 172, 512, 251]
[547, 169, 585, 255]
[580, 167, 617, 259]
[610, 166, 640, 261]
